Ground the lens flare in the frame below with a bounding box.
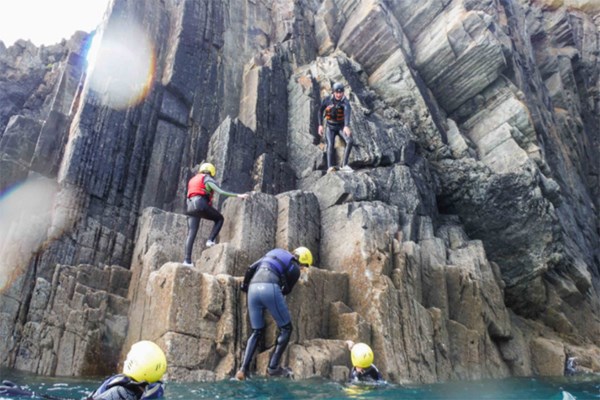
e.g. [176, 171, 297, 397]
[0, 178, 66, 292]
[86, 21, 155, 110]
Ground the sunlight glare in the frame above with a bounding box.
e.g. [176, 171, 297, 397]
[0, 178, 67, 292]
[86, 21, 155, 110]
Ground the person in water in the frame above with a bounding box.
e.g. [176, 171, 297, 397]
[0, 341, 167, 400]
[183, 162, 249, 266]
[346, 341, 384, 383]
[235, 247, 314, 380]
[564, 355, 578, 376]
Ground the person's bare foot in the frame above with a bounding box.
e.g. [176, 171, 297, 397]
[235, 369, 246, 381]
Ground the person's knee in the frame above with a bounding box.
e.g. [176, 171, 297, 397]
[207, 211, 223, 225]
[250, 327, 264, 339]
[277, 323, 292, 344]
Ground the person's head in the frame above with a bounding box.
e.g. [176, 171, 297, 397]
[123, 341, 167, 383]
[351, 342, 374, 370]
[332, 82, 344, 100]
[293, 246, 313, 268]
[199, 162, 216, 177]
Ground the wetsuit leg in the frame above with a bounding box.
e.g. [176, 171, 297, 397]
[197, 198, 224, 242]
[325, 125, 337, 168]
[240, 328, 264, 373]
[247, 284, 267, 329]
[340, 129, 354, 167]
[257, 284, 292, 372]
[184, 215, 200, 263]
[268, 322, 293, 371]
[261, 284, 291, 328]
[241, 284, 267, 374]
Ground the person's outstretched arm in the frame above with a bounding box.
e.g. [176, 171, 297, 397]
[205, 179, 248, 199]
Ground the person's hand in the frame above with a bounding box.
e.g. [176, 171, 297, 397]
[318, 125, 324, 136]
[343, 126, 351, 136]
[345, 340, 355, 350]
[238, 193, 249, 200]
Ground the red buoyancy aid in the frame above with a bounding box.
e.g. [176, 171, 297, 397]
[187, 174, 214, 204]
[325, 96, 345, 124]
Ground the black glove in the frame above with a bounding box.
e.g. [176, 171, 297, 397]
[240, 282, 248, 293]
[0, 380, 35, 397]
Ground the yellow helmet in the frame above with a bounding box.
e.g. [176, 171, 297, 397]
[351, 343, 374, 369]
[199, 162, 216, 177]
[293, 247, 313, 266]
[123, 341, 167, 383]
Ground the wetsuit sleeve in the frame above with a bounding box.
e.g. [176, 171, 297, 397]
[343, 98, 351, 127]
[88, 375, 148, 400]
[349, 367, 359, 382]
[241, 260, 261, 292]
[141, 382, 164, 399]
[368, 365, 383, 381]
[349, 365, 383, 383]
[205, 179, 239, 197]
[318, 97, 329, 126]
[91, 385, 139, 400]
[281, 263, 300, 295]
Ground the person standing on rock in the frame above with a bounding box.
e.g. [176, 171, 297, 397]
[235, 247, 314, 380]
[318, 82, 354, 173]
[183, 162, 248, 266]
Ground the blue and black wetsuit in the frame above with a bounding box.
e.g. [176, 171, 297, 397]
[350, 365, 383, 383]
[0, 375, 163, 400]
[239, 249, 301, 376]
[184, 173, 241, 264]
[88, 374, 164, 400]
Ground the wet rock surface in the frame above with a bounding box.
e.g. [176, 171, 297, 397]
[0, 0, 598, 383]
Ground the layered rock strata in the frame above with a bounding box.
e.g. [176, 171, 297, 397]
[0, 0, 598, 382]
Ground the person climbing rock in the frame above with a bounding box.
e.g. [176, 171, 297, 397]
[318, 82, 354, 173]
[346, 341, 384, 383]
[0, 341, 167, 400]
[183, 162, 248, 266]
[235, 247, 314, 381]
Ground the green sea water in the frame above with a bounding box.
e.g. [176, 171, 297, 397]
[1, 367, 599, 399]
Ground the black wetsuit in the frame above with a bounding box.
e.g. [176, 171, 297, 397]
[0, 375, 163, 400]
[350, 365, 383, 383]
[184, 173, 239, 263]
[318, 95, 353, 169]
[88, 375, 164, 400]
[239, 249, 301, 375]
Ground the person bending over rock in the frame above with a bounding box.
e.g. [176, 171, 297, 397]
[235, 247, 313, 380]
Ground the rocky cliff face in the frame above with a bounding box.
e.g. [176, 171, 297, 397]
[1, 0, 599, 383]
